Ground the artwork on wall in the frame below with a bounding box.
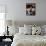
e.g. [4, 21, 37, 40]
[26, 3, 36, 16]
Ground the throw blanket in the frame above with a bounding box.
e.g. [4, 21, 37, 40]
[11, 33, 46, 46]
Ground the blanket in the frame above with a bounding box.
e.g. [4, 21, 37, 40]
[11, 33, 46, 46]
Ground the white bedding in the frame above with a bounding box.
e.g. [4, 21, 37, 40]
[11, 33, 46, 46]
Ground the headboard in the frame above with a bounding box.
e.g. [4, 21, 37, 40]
[6, 20, 46, 27]
[15, 21, 46, 27]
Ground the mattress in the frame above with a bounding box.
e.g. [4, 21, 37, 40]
[11, 33, 46, 46]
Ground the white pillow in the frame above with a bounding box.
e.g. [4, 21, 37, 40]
[32, 26, 41, 35]
[24, 24, 32, 35]
[19, 27, 25, 34]
[24, 27, 32, 35]
[41, 25, 45, 35]
[8, 26, 19, 36]
[42, 25, 46, 33]
[24, 24, 32, 29]
[19, 27, 32, 35]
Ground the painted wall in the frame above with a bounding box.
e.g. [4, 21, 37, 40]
[0, 0, 46, 22]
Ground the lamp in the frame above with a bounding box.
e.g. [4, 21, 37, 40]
[5, 20, 12, 35]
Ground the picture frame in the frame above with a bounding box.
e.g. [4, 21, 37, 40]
[26, 3, 36, 16]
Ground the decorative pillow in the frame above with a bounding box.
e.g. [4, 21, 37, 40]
[19, 27, 32, 35]
[32, 27, 36, 35]
[32, 26, 41, 35]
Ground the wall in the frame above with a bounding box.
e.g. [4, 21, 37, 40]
[0, 0, 46, 22]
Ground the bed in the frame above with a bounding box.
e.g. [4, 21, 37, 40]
[11, 33, 46, 46]
[11, 21, 46, 46]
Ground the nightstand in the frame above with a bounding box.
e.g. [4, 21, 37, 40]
[0, 36, 13, 46]
[3, 41, 12, 46]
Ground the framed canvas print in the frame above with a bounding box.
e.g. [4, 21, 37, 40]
[26, 3, 36, 16]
